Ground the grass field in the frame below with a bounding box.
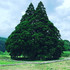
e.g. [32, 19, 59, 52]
[0, 51, 23, 65]
[0, 51, 70, 70]
[0, 60, 70, 70]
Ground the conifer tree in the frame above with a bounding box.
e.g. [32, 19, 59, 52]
[6, 1, 64, 60]
[20, 3, 35, 22]
[6, 3, 35, 59]
[28, 1, 61, 59]
[36, 1, 48, 21]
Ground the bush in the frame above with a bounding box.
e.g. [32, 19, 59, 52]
[61, 51, 70, 57]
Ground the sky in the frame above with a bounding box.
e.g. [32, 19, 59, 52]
[0, 0, 70, 41]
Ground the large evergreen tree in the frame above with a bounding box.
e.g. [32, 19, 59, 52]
[6, 1, 64, 60]
[6, 3, 35, 59]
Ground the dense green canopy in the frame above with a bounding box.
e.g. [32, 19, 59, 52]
[6, 1, 64, 60]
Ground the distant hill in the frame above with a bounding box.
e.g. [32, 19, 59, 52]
[0, 37, 7, 52]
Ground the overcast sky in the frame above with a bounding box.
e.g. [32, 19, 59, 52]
[0, 0, 70, 41]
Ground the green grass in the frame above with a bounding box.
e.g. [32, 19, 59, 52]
[0, 51, 23, 65]
[0, 51, 10, 59]
[0, 52, 46, 65]
[0, 51, 70, 70]
[0, 60, 70, 70]
[61, 51, 70, 57]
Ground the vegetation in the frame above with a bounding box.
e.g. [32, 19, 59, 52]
[0, 51, 70, 70]
[0, 60, 70, 70]
[0, 37, 7, 52]
[0, 51, 22, 65]
[63, 40, 70, 51]
[6, 1, 64, 60]
[61, 51, 70, 57]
